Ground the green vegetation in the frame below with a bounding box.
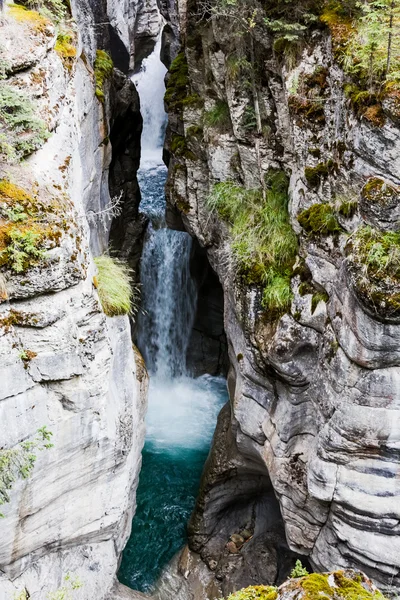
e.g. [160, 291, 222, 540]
[311, 290, 329, 313]
[343, 84, 385, 126]
[186, 125, 203, 138]
[2, 230, 47, 273]
[94, 255, 139, 317]
[290, 560, 309, 578]
[0, 83, 49, 161]
[295, 571, 386, 600]
[204, 100, 231, 131]
[362, 176, 398, 205]
[304, 160, 337, 188]
[346, 225, 400, 317]
[47, 573, 82, 600]
[320, 1, 400, 124]
[8, 3, 51, 32]
[55, 32, 76, 69]
[222, 586, 278, 600]
[338, 200, 358, 217]
[94, 50, 113, 102]
[164, 52, 189, 111]
[0, 427, 53, 517]
[18, 0, 68, 23]
[220, 571, 386, 600]
[0, 180, 64, 272]
[207, 170, 298, 313]
[170, 134, 196, 160]
[298, 203, 341, 235]
[342, 1, 400, 90]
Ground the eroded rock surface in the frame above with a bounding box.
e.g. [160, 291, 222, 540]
[0, 0, 148, 597]
[164, 1, 400, 593]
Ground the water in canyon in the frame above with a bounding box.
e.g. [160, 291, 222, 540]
[118, 32, 228, 592]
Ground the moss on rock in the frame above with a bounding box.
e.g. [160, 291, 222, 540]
[164, 52, 189, 110]
[298, 204, 341, 235]
[362, 177, 398, 206]
[94, 50, 113, 102]
[224, 586, 278, 600]
[304, 160, 337, 188]
[170, 134, 197, 160]
[224, 571, 385, 600]
[0, 180, 65, 273]
[346, 225, 400, 318]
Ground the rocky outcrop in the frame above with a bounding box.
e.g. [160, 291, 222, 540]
[164, 2, 400, 593]
[0, 1, 148, 598]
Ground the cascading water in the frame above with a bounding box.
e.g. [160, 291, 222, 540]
[118, 29, 228, 592]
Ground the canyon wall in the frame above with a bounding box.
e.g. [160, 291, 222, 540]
[0, 0, 159, 596]
[164, 2, 400, 595]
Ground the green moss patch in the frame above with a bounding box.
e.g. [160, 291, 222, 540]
[55, 31, 76, 70]
[164, 52, 189, 111]
[343, 85, 385, 127]
[283, 570, 386, 600]
[298, 204, 341, 235]
[224, 586, 278, 600]
[8, 4, 51, 32]
[207, 170, 298, 314]
[0, 426, 53, 517]
[170, 134, 197, 160]
[362, 177, 399, 206]
[338, 200, 357, 218]
[346, 225, 400, 318]
[304, 160, 337, 188]
[94, 50, 113, 102]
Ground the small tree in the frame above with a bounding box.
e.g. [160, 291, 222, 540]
[344, 0, 400, 89]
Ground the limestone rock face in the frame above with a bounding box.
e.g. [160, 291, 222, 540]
[165, 2, 400, 593]
[0, 1, 147, 598]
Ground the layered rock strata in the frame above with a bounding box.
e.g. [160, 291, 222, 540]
[164, 2, 400, 593]
[0, 0, 149, 597]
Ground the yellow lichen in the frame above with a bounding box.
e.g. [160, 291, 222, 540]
[8, 4, 51, 33]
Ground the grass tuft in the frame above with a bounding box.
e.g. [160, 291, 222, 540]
[207, 170, 298, 313]
[94, 255, 139, 318]
[204, 100, 231, 131]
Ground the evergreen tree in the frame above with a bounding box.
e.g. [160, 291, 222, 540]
[345, 0, 400, 89]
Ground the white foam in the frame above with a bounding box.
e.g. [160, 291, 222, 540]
[146, 375, 227, 451]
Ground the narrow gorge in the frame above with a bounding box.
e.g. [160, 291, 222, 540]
[0, 0, 400, 598]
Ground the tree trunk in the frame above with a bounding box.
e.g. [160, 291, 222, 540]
[249, 36, 262, 135]
[386, 0, 395, 77]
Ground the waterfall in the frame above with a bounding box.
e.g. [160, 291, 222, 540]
[134, 30, 197, 379]
[118, 24, 228, 593]
[133, 32, 167, 167]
